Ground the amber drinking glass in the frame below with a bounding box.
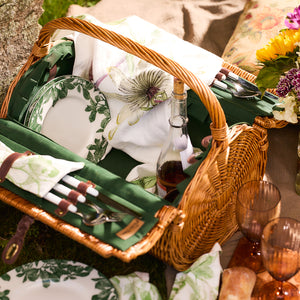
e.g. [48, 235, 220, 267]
[236, 180, 281, 273]
[258, 217, 300, 299]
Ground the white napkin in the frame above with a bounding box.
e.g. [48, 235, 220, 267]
[110, 272, 162, 300]
[57, 14, 223, 166]
[0, 141, 84, 197]
[169, 243, 222, 300]
[109, 243, 222, 300]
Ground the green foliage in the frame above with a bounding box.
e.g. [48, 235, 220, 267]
[39, 0, 100, 26]
[255, 49, 299, 94]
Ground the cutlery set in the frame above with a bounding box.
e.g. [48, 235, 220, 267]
[212, 68, 277, 101]
[44, 175, 142, 226]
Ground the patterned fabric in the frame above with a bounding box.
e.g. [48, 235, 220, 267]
[109, 243, 222, 300]
[110, 273, 162, 300]
[0, 141, 84, 198]
[169, 243, 222, 300]
[222, 0, 299, 75]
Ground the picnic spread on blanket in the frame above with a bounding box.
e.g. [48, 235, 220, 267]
[2, 9, 299, 300]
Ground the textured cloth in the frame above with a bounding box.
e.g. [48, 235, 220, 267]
[109, 243, 222, 300]
[67, 0, 247, 57]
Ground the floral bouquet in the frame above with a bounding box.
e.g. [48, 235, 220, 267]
[255, 6, 300, 123]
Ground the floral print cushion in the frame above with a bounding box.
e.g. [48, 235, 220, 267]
[222, 0, 299, 75]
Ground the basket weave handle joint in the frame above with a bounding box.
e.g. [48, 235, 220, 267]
[210, 123, 229, 145]
[32, 42, 50, 58]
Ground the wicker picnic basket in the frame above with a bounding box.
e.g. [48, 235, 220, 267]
[0, 17, 287, 271]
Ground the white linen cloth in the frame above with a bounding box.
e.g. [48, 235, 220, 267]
[55, 15, 223, 167]
[0, 141, 84, 197]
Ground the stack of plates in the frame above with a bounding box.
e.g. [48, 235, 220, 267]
[25, 76, 112, 163]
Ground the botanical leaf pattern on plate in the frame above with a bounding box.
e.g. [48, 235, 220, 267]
[27, 76, 111, 163]
[0, 259, 118, 300]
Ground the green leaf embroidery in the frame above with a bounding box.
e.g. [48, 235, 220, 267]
[131, 176, 156, 190]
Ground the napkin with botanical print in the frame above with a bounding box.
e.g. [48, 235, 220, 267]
[0, 140, 84, 198]
[109, 243, 222, 300]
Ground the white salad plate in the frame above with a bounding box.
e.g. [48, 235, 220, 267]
[27, 76, 111, 163]
[0, 259, 118, 300]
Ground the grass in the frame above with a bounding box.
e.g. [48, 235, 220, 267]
[39, 0, 100, 26]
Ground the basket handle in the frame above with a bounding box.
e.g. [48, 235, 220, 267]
[2, 17, 228, 141]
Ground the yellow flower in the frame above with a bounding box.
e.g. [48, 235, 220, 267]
[256, 28, 300, 62]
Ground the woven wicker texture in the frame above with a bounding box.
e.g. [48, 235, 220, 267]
[0, 17, 286, 271]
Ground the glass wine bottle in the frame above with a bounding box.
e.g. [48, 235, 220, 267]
[156, 77, 192, 202]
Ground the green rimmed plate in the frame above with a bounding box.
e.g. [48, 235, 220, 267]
[0, 259, 118, 300]
[24, 75, 72, 127]
[27, 76, 111, 163]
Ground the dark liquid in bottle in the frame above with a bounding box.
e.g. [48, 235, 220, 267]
[157, 160, 188, 202]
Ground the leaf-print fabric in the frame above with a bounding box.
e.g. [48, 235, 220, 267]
[110, 273, 162, 300]
[109, 243, 222, 300]
[0, 141, 84, 197]
[169, 243, 222, 300]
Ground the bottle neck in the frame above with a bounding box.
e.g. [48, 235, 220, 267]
[169, 91, 188, 127]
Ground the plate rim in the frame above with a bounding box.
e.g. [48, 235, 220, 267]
[0, 259, 119, 300]
[26, 76, 111, 163]
[24, 75, 72, 126]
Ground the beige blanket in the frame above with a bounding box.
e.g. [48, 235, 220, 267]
[67, 0, 247, 57]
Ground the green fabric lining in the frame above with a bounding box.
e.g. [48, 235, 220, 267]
[188, 87, 277, 129]
[0, 119, 170, 251]
[8, 41, 75, 124]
